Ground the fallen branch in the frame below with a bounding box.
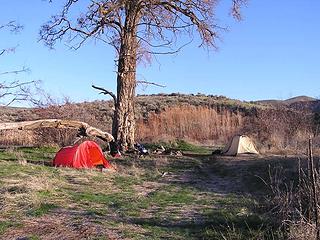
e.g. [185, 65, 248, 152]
[0, 119, 114, 143]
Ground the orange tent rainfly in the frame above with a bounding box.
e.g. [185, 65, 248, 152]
[53, 141, 112, 169]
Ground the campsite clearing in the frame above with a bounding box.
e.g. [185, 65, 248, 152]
[0, 147, 298, 239]
[222, 135, 259, 156]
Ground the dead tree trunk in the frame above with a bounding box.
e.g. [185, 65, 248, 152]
[0, 119, 114, 143]
[113, 3, 140, 151]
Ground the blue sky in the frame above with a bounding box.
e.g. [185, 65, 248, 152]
[1, 0, 319, 105]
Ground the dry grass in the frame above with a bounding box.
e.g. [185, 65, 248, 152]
[0, 130, 37, 146]
[287, 222, 316, 240]
[0, 148, 285, 239]
[136, 105, 243, 144]
[0, 164, 64, 218]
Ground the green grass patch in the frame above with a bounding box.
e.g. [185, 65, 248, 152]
[27, 235, 41, 240]
[28, 203, 59, 217]
[144, 140, 211, 154]
[0, 221, 23, 235]
[70, 191, 141, 216]
[71, 191, 115, 204]
[37, 190, 54, 198]
[113, 175, 141, 190]
[0, 146, 57, 163]
[0, 149, 17, 161]
[0, 221, 12, 235]
[0, 160, 59, 179]
[0, 161, 30, 177]
[174, 140, 211, 154]
[146, 186, 196, 207]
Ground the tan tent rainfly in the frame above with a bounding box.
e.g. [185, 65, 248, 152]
[222, 135, 259, 156]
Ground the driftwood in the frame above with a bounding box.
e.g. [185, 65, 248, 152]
[0, 119, 114, 143]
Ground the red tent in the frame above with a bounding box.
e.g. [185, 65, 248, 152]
[53, 141, 112, 169]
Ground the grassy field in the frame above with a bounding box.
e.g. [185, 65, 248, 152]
[0, 146, 291, 239]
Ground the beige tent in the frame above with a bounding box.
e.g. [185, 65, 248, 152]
[222, 135, 259, 156]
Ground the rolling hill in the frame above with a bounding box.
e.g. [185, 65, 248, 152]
[254, 95, 319, 112]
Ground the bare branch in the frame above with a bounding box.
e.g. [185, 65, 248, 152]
[0, 46, 18, 56]
[0, 66, 30, 76]
[0, 22, 40, 106]
[136, 80, 166, 88]
[0, 21, 23, 33]
[92, 84, 117, 105]
[231, 0, 248, 20]
[40, 0, 240, 56]
[0, 79, 43, 106]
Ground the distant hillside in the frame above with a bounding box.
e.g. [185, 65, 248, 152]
[254, 95, 318, 111]
[289, 99, 320, 112]
[283, 96, 317, 105]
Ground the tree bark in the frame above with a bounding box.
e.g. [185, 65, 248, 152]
[0, 119, 114, 143]
[113, 3, 140, 151]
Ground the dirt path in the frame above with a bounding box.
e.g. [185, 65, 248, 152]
[160, 154, 255, 194]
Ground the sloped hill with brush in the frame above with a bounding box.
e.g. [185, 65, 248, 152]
[284, 96, 317, 105]
[0, 93, 317, 151]
[289, 99, 320, 112]
[0, 93, 263, 125]
[254, 95, 318, 110]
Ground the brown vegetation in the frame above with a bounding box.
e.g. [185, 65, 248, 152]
[265, 148, 320, 239]
[0, 94, 318, 153]
[135, 94, 317, 153]
[243, 108, 313, 153]
[136, 105, 243, 144]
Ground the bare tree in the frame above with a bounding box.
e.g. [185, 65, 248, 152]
[40, 0, 245, 150]
[0, 21, 41, 106]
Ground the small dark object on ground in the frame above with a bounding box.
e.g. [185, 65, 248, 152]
[134, 143, 149, 156]
[166, 149, 183, 156]
[109, 140, 121, 157]
[153, 145, 166, 154]
[212, 149, 222, 155]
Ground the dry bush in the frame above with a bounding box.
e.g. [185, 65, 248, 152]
[136, 104, 317, 154]
[34, 128, 78, 147]
[266, 158, 320, 239]
[0, 130, 37, 146]
[243, 108, 314, 153]
[0, 128, 79, 147]
[136, 105, 243, 144]
[287, 222, 316, 240]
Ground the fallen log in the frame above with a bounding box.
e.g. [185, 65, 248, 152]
[0, 119, 114, 143]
